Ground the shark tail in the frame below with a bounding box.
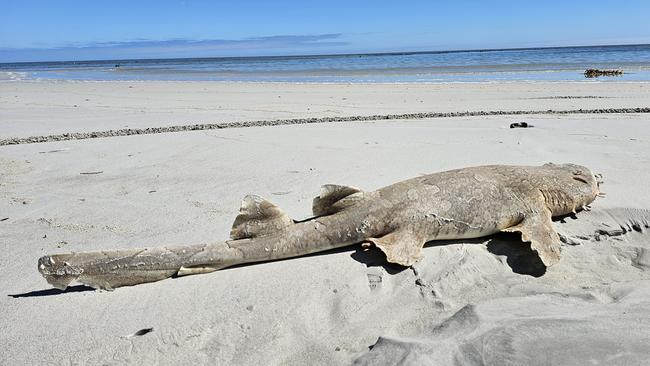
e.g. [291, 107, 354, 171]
[38, 242, 232, 291]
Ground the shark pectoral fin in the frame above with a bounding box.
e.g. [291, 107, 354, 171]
[230, 195, 294, 240]
[312, 184, 364, 216]
[368, 228, 428, 267]
[502, 209, 561, 267]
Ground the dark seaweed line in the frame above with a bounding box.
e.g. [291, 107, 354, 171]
[2, 107, 649, 146]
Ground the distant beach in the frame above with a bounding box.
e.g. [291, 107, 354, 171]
[2, 44, 650, 82]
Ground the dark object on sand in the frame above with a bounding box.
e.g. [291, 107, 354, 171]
[131, 328, 153, 337]
[510, 122, 532, 128]
[584, 69, 623, 78]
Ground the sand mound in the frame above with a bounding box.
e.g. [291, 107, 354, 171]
[356, 282, 650, 365]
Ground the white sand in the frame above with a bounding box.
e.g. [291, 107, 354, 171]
[1, 81, 650, 365]
[2, 80, 650, 138]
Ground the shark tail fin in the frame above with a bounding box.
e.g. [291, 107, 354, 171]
[312, 184, 363, 216]
[230, 195, 294, 240]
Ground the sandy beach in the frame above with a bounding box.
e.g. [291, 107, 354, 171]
[2, 80, 650, 365]
[3, 80, 650, 139]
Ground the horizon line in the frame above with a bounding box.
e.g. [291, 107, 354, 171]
[1, 42, 649, 66]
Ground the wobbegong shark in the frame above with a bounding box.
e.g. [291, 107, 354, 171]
[38, 163, 602, 290]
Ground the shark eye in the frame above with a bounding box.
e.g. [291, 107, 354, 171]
[572, 176, 588, 184]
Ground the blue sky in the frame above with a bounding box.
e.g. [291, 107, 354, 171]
[1, 0, 649, 62]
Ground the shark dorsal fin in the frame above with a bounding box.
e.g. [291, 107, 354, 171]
[230, 195, 293, 240]
[312, 184, 363, 216]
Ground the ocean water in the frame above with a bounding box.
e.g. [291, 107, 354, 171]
[1, 44, 650, 82]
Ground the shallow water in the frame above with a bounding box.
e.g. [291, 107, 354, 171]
[2, 44, 650, 82]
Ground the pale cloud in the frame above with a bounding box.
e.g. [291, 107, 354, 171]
[0, 34, 348, 62]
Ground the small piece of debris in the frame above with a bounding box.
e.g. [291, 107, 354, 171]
[80, 171, 103, 175]
[42, 234, 47, 238]
[39, 148, 71, 154]
[124, 328, 154, 338]
[335, 346, 341, 352]
[271, 191, 291, 196]
[246, 305, 254, 312]
[0, 217, 8, 222]
[148, 190, 157, 193]
[510, 122, 533, 128]
[11, 197, 32, 205]
[57, 240, 68, 248]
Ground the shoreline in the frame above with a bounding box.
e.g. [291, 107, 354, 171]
[5, 77, 650, 84]
[2, 107, 650, 146]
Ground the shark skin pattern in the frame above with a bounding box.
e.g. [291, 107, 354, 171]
[38, 163, 602, 291]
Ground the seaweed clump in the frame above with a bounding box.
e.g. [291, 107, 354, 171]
[584, 69, 623, 78]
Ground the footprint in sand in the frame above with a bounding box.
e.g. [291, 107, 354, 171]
[367, 272, 383, 291]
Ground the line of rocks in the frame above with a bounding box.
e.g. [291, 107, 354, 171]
[2, 107, 649, 146]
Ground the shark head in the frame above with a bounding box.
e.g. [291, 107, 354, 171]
[539, 163, 602, 216]
[38, 255, 83, 290]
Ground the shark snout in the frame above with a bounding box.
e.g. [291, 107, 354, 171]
[38, 255, 83, 290]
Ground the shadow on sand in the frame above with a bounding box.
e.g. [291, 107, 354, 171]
[351, 233, 547, 278]
[8, 284, 96, 298]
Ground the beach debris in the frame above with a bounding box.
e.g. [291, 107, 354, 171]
[11, 197, 32, 205]
[123, 328, 153, 338]
[584, 69, 623, 78]
[38, 163, 602, 291]
[39, 148, 71, 154]
[3, 108, 650, 146]
[80, 171, 103, 175]
[272, 191, 291, 196]
[509, 122, 533, 128]
[1, 217, 8, 222]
